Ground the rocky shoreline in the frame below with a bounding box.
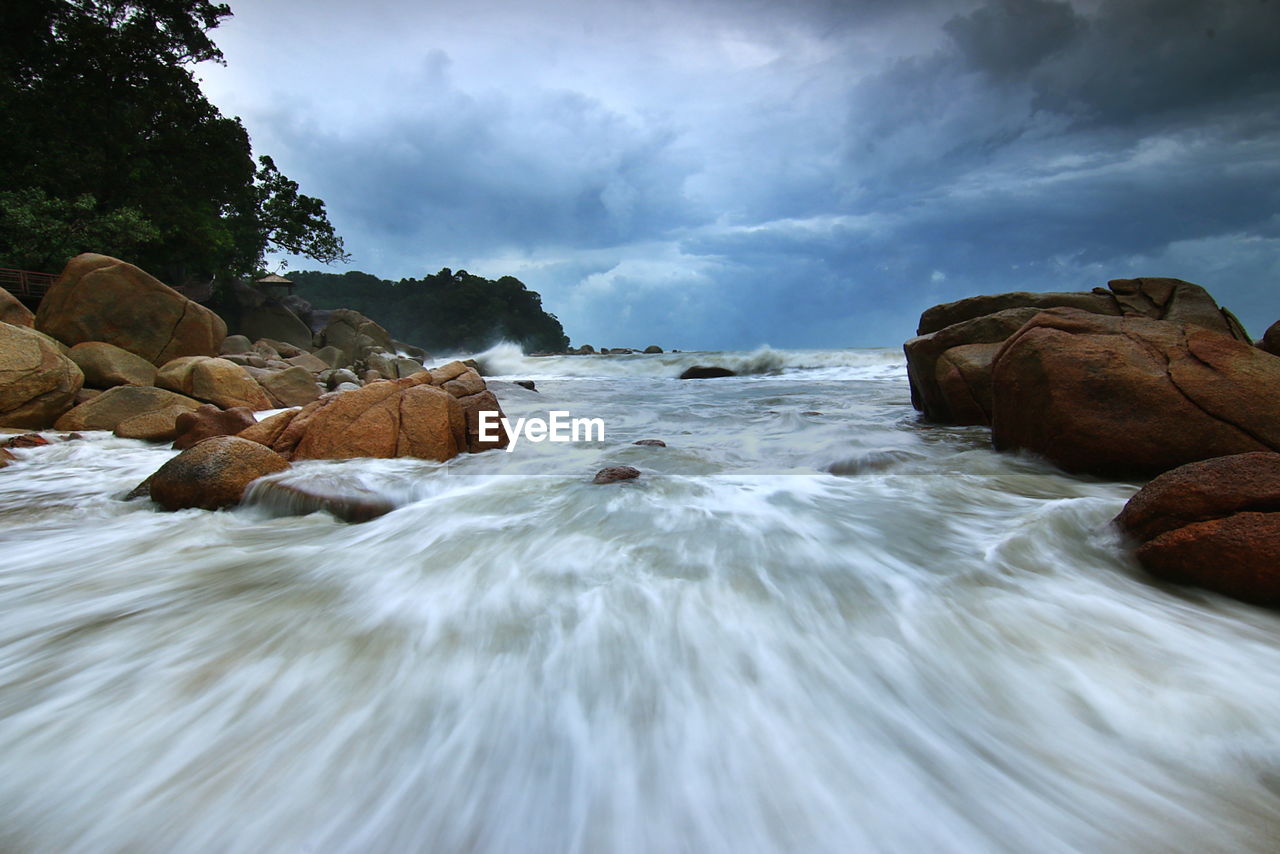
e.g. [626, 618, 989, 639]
[0, 253, 512, 514]
[905, 276, 1280, 607]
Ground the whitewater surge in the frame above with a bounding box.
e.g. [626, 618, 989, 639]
[2, 349, 1280, 853]
[469, 342, 903, 381]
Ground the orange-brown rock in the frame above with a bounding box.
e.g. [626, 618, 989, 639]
[1115, 453, 1280, 607]
[441, 368, 487, 398]
[2, 433, 51, 449]
[171, 404, 258, 450]
[55, 385, 200, 432]
[237, 408, 299, 448]
[0, 287, 35, 327]
[428, 360, 470, 385]
[35, 254, 226, 364]
[156, 356, 273, 410]
[148, 436, 291, 511]
[0, 322, 84, 428]
[67, 341, 157, 388]
[456, 390, 510, 452]
[244, 377, 462, 461]
[907, 278, 1251, 425]
[990, 309, 1280, 477]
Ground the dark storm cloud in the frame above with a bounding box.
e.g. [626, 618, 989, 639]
[203, 0, 1280, 347]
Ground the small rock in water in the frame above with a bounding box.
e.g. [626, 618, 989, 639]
[0, 448, 14, 467]
[515, 380, 537, 391]
[679, 366, 736, 379]
[148, 436, 291, 511]
[3, 433, 50, 449]
[593, 465, 641, 484]
[633, 439, 666, 447]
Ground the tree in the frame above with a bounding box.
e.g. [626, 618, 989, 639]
[0, 1, 346, 279]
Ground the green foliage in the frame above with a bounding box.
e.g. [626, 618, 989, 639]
[0, 0, 345, 278]
[290, 268, 572, 354]
[0, 188, 161, 271]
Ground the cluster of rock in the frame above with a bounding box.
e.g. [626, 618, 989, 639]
[906, 276, 1280, 607]
[2, 253, 513, 517]
[541, 344, 664, 356]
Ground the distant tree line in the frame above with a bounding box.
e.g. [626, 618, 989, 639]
[290, 268, 571, 354]
[0, 1, 346, 281]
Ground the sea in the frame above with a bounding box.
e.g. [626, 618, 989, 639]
[2, 345, 1279, 853]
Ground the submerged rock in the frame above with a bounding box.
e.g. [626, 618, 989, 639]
[633, 439, 666, 447]
[680, 366, 736, 379]
[1115, 452, 1280, 607]
[242, 479, 396, 523]
[593, 465, 641, 484]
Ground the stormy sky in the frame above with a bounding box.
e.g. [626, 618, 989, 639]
[198, 0, 1280, 349]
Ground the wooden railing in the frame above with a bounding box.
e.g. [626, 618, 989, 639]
[0, 268, 58, 299]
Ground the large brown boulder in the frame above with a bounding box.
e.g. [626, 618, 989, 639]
[148, 436, 291, 511]
[266, 378, 466, 461]
[238, 363, 511, 461]
[1115, 453, 1280, 607]
[156, 356, 273, 410]
[989, 309, 1280, 477]
[907, 278, 1251, 425]
[54, 384, 201, 432]
[35, 254, 226, 364]
[0, 322, 84, 428]
[0, 287, 35, 327]
[67, 341, 157, 388]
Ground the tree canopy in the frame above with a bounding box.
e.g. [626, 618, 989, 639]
[0, 0, 346, 280]
[289, 268, 572, 354]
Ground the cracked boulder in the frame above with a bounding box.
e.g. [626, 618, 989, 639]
[36, 254, 226, 365]
[990, 308, 1280, 477]
[1115, 452, 1280, 607]
[906, 278, 1250, 426]
[0, 322, 84, 428]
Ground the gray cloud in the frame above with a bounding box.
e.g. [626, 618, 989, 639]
[200, 0, 1280, 348]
